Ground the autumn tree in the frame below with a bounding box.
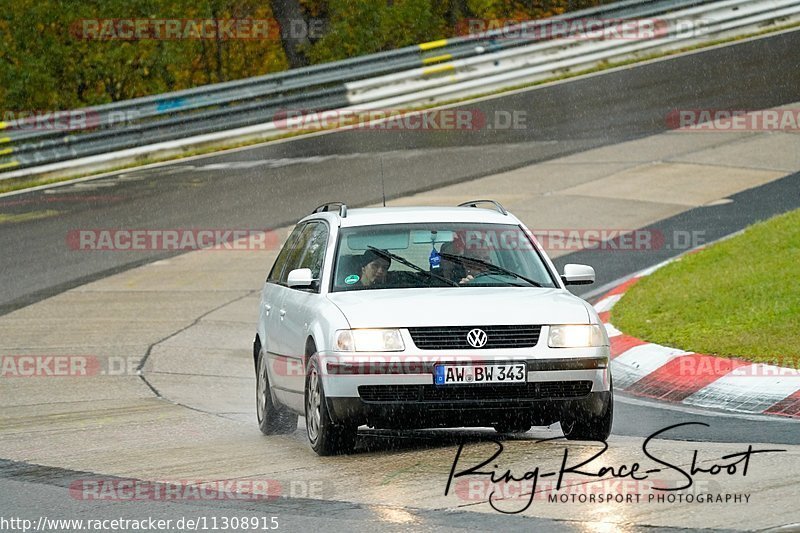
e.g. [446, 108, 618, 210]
[0, 0, 609, 111]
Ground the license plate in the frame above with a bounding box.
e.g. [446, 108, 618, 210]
[433, 363, 526, 385]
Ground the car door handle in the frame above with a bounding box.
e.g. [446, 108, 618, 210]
[264, 304, 272, 315]
[279, 309, 287, 318]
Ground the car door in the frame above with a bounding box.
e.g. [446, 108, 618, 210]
[278, 221, 329, 405]
[262, 224, 305, 395]
[266, 222, 324, 407]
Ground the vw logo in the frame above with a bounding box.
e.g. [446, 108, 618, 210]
[466, 328, 488, 348]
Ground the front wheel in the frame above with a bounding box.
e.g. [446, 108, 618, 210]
[305, 355, 357, 456]
[256, 348, 298, 435]
[561, 390, 613, 441]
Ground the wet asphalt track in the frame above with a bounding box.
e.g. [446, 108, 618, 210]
[1, 30, 800, 314]
[0, 31, 799, 532]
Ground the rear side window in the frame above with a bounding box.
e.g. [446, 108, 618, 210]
[267, 226, 304, 283]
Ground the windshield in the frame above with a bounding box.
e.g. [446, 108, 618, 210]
[331, 223, 557, 291]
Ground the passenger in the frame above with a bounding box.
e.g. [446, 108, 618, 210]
[356, 250, 391, 288]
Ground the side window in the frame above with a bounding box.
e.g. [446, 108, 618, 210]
[279, 224, 315, 285]
[297, 223, 328, 282]
[267, 226, 304, 284]
[281, 222, 329, 291]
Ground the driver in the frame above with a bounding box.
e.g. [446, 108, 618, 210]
[441, 235, 493, 285]
[440, 238, 466, 283]
[458, 242, 493, 284]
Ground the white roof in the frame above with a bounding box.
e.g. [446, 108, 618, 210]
[303, 206, 520, 227]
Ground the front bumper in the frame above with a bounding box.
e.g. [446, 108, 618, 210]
[318, 349, 611, 395]
[328, 390, 612, 428]
[316, 348, 611, 427]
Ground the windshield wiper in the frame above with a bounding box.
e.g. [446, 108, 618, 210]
[439, 252, 542, 287]
[366, 246, 459, 287]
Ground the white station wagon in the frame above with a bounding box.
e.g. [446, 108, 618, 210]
[254, 201, 612, 455]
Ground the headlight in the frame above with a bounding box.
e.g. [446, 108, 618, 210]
[548, 324, 607, 348]
[334, 329, 405, 352]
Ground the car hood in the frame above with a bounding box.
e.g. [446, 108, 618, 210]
[326, 287, 590, 328]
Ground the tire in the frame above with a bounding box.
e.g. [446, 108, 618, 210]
[256, 347, 298, 435]
[305, 355, 357, 456]
[561, 390, 614, 442]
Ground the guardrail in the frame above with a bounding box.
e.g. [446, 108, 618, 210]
[1, 0, 798, 180]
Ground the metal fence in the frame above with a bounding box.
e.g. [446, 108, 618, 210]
[1, 0, 798, 179]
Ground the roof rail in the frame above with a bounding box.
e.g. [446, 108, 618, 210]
[457, 199, 507, 216]
[312, 202, 348, 218]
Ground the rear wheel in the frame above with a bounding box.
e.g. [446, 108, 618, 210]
[305, 355, 357, 456]
[561, 391, 613, 441]
[256, 347, 298, 435]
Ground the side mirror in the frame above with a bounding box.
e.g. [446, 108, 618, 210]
[287, 268, 317, 288]
[561, 264, 595, 285]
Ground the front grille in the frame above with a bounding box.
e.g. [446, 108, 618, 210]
[358, 381, 592, 403]
[407, 325, 541, 350]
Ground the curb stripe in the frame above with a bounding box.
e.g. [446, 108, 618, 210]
[612, 344, 690, 389]
[765, 390, 800, 417]
[604, 323, 622, 338]
[594, 293, 622, 313]
[682, 367, 800, 414]
[610, 334, 647, 358]
[626, 354, 751, 402]
[603, 276, 641, 298]
[595, 249, 800, 419]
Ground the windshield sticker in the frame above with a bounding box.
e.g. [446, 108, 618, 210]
[344, 274, 360, 285]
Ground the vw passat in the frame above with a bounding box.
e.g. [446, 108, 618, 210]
[254, 201, 612, 455]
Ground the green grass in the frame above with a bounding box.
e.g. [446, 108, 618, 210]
[612, 209, 800, 368]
